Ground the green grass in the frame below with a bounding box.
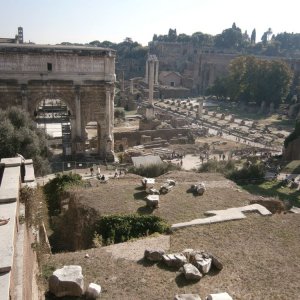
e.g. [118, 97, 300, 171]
[282, 160, 300, 174]
[239, 180, 300, 207]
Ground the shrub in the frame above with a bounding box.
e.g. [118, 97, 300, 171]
[128, 163, 181, 178]
[228, 163, 266, 183]
[43, 173, 83, 216]
[20, 186, 49, 228]
[199, 160, 236, 175]
[114, 108, 125, 119]
[94, 214, 169, 245]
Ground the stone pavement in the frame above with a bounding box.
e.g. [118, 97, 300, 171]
[171, 204, 272, 230]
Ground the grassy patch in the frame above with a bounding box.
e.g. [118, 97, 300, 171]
[281, 160, 300, 174]
[239, 180, 300, 207]
[94, 214, 169, 245]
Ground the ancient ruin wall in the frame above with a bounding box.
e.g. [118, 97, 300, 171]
[149, 41, 300, 94]
[114, 128, 192, 147]
[283, 136, 300, 160]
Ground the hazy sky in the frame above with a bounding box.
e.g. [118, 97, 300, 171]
[1, 0, 299, 46]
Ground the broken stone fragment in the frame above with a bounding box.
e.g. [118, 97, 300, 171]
[206, 292, 233, 300]
[163, 253, 187, 268]
[145, 194, 159, 208]
[194, 256, 212, 274]
[183, 263, 202, 281]
[144, 249, 165, 262]
[189, 250, 205, 264]
[207, 253, 223, 270]
[174, 294, 202, 300]
[86, 283, 101, 299]
[49, 265, 84, 297]
[182, 248, 194, 260]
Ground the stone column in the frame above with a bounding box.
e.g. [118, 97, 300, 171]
[197, 99, 203, 119]
[155, 60, 159, 85]
[145, 59, 149, 83]
[106, 87, 112, 138]
[121, 71, 125, 92]
[110, 87, 115, 136]
[105, 86, 114, 160]
[21, 85, 28, 111]
[130, 79, 134, 94]
[70, 116, 77, 154]
[75, 86, 82, 137]
[148, 60, 155, 105]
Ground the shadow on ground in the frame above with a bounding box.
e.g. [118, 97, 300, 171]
[137, 205, 154, 214]
[133, 191, 148, 200]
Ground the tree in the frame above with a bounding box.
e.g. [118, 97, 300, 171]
[214, 24, 243, 49]
[250, 29, 256, 45]
[168, 28, 177, 42]
[0, 107, 50, 175]
[261, 28, 273, 46]
[215, 56, 293, 108]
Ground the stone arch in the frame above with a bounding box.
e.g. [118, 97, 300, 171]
[27, 88, 76, 118]
[0, 44, 116, 160]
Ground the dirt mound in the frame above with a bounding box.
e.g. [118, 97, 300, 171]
[250, 197, 286, 214]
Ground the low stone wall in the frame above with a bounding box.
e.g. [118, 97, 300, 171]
[0, 157, 38, 300]
[114, 128, 193, 147]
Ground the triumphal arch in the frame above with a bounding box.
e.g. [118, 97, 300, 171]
[0, 43, 116, 160]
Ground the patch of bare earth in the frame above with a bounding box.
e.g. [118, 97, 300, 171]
[44, 171, 300, 299]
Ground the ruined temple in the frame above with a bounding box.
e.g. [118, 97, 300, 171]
[0, 43, 116, 160]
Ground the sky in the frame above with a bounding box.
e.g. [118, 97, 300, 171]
[0, 0, 299, 46]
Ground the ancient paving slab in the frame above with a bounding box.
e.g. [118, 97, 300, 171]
[172, 204, 272, 230]
[0, 166, 20, 203]
[290, 206, 300, 214]
[0, 271, 10, 300]
[1, 157, 22, 167]
[104, 235, 170, 261]
[0, 202, 17, 272]
[24, 163, 35, 183]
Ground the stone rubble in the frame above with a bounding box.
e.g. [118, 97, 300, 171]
[162, 253, 187, 267]
[183, 263, 203, 281]
[145, 247, 224, 285]
[145, 194, 160, 208]
[191, 182, 206, 195]
[86, 283, 101, 299]
[206, 292, 233, 300]
[144, 248, 165, 262]
[49, 265, 84, 297]
[159, 179, 176, 194]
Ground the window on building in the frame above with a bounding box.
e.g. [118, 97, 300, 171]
[170, 81, 175, 87]
[47, 63, 52, 71]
